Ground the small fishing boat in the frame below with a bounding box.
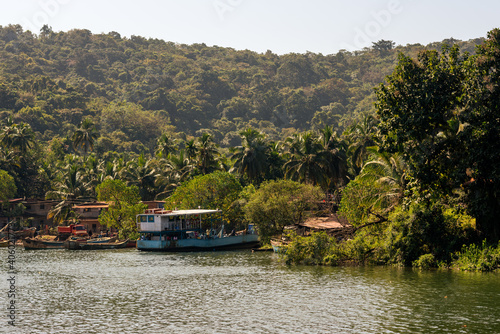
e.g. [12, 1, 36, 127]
[270, 239, 288, 253]
[86, 237, 116, 243]
[136, 208, 260, 252]
[64, 239, 129, 250]
[22, 238, 65, 250]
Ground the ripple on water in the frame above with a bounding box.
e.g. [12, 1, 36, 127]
[4, 249, 500, 333]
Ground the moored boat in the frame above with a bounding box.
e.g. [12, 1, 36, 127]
[270, 239, 288, 253]
[136, 208, 260, 252]
[0, 239, 9, 247]
[23, 238, 65, 250]
[64, 239, 129, 250]
[86, 237, 116, 243]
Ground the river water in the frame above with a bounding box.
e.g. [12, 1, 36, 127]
[2, 248, 500, 333]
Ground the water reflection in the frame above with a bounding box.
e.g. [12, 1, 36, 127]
[2, 249, 500, 333]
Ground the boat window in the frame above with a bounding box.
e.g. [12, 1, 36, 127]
[148, 215, 155, 222]
[140, 215, 147, 222]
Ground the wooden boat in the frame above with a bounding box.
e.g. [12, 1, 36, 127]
[0, 239, 9, 247]
[270, 239, 288, 253]
[86, 237, 116, 243]
[23, 238, 64, 250]
[136, 208, 260, 252]
[14, 227, 36, 238]
[64, 239, 129, 250]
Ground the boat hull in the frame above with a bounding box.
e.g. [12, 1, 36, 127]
[270, 239, 288, 253]
[137, 234, 260, 252]
[65, 239, 129, 250]
[23, 238, 64, 250]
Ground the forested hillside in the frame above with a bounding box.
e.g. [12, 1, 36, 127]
[0, 24, 483, 153]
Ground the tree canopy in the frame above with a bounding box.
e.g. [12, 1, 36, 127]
[96, 179, 146, 239]
[376, 28, 500, 241]
[244, 179, 323, 243]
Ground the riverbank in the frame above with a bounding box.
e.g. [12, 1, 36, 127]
[279, 231, 500, 272]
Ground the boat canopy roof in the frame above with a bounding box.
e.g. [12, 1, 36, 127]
[139, 209, 221, 216]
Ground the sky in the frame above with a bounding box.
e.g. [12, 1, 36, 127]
[0, 0, 498, 55]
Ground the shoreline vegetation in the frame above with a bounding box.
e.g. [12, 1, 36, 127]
[0, 25, 499, 272]
[277, 231, 500, 272]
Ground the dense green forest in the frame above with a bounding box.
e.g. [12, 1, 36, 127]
[1, 23, 499, 269]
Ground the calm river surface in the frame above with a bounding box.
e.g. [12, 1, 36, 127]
[2, 248, 500, 333]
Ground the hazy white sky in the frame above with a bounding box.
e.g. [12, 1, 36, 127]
[1, 0, 498, 54]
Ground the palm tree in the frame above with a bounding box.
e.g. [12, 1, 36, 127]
[196, 133, 219, 175]
[46, 162, 92, 200]
[47, 199, 80, 226]
[72, 117, 98, 157]
[0, 120, 35, 153]
[184, 139, 198, 161]
[265, 141, 285, 180]
[346, 114, 378, 176]
[121, 154, 157, 200]
[319, 125, 349, 191]
[46, 161, 92, 225]
[168, 150, 194, 182]
[359, 148, 408, 212]
[284, 131, 328, 186]
[155, 133, 177, 158]
[230, 128, 269, 183]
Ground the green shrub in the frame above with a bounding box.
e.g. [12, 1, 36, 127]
[412, 253, 437, 269]
[452, 240, 500, 271]
[283, 232, 336, 266]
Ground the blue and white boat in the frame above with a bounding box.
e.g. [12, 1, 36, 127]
[136, 208, 260, 252]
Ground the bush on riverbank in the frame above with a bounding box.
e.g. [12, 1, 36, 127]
[281, 203, 492, 270]
[451, 240, 500, 271]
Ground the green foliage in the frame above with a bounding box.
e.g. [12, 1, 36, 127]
[164, 171, 243, 229]
[412, 253, 437, 269]
[96, 179, 146, 239]
[100, 102, 168, 153]
[384, 203, 469, 266]
[0, 169, 16, 201]
[451, 240, 500, 271]
[0, 25, 481, 154]
[244, 179, 323, 243]
[338, 173, 384, 226]
[0, 25, 497, 269]
[376, 29, 500, 241]
[283, 232, 337, 265]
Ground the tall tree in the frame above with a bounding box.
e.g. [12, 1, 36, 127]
[375, 46, 466, 196]
[196, 133, 219, 175]
[375, 29, 500, 241]
[0, 169, 16, 201]
[0, 120, 35, 153]
[459, 29, 500, 240]
[346, 114, 379, 176]
[230, 128, 269, 183]
[96, 179, 147, 239]
[72, 117, 98, 157]
[245, 179, 323, 243]
[155, 133, 177, 158]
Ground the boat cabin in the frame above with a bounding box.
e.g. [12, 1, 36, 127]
[136, 208, 222, 241]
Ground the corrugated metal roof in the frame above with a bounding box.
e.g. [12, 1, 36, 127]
[73, 204, 109, 209]
[299, 214, 350, 230]
[140, 209, 221, 216]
